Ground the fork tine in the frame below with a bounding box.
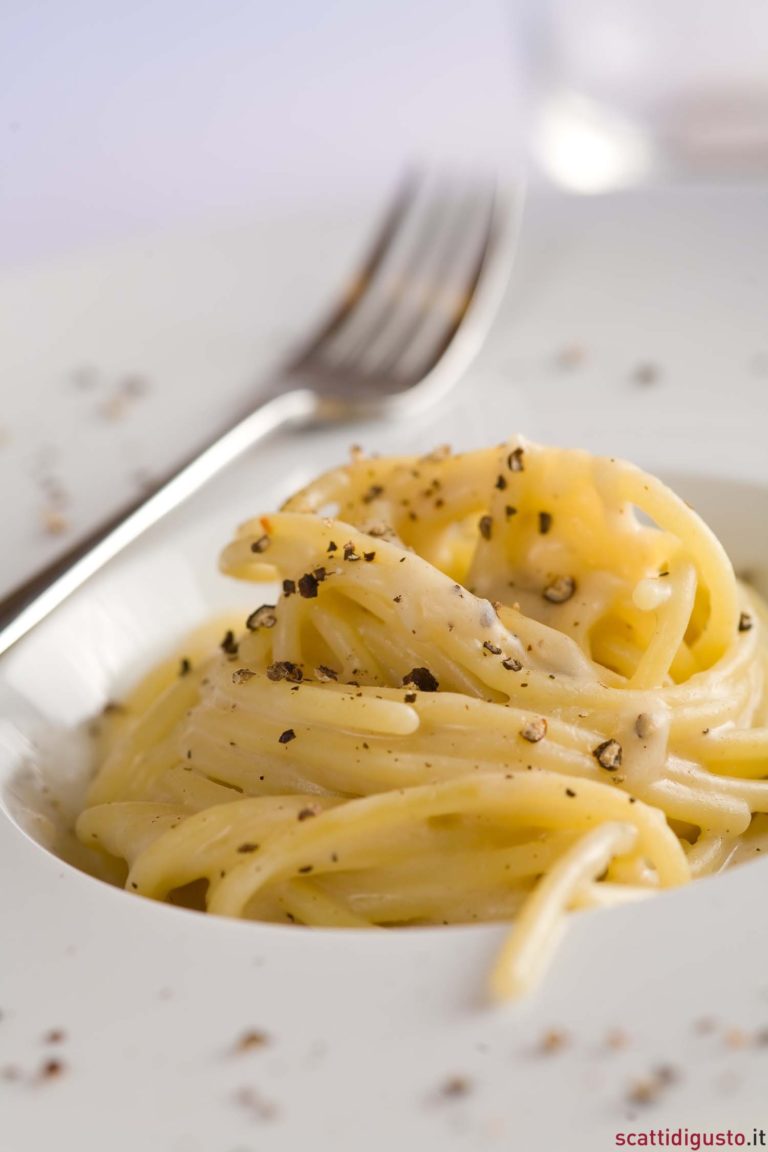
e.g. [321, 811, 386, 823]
[416, 189, 499, 374]
[353, 182, 495, 383]
[289, 167, 520, 416]
[287, 170, 423, 370]
[311, 176, 455, 370]
[300, 175, 502, 395]
[379, 184, 498, 385]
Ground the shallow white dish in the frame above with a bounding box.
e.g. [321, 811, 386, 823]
[2, 191, 768, 1150]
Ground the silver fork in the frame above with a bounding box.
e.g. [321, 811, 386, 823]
[0, 171, 522, 657]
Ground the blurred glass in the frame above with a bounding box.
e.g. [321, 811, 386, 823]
[517, 0, 768, 191]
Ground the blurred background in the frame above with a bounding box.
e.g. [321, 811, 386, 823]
[3, 0, 768, 267]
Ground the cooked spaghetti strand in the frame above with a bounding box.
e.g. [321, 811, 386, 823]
[75, 438, 768, 999]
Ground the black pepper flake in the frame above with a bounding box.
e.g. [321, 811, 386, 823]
[363, 551, 376, 562]
[314, 665, 338, 682]
[404, 692, 417, 703]
[593, 739, 622, 770]
[313, 567, 327, 582]
[502, 657, 522, 671]
[565, 788, 576, 798]
[44, 1030, 66, 1045]
[495, 474, 507, 491]
[39, 1059, 65, 1080]
[362, 484, 384, 504]
[505, 504, 518, 518]
[393, 594, 402, 603]
[220, 629, 239, 656]
[632, 362, 660, 387]
[483, 641, 502, 655]
[626, 1063, 680, 1107]
[507, 446, 525, 472]
[246, 604, 277, 631]
[739, 612, 754, 633]
[232, 668, 255, 685]
[343, 542, 360, 561]
[634, 713, 653, 739]
[478, 515, 493, 541]
[403, 667, 439, 692]
[626, 1078, 658, 1106]
[179, 657, 192, 677]
[282, 579, 296, 597]
[235, 1030, 270, 1052]
[538, 1029, 568, 1054]
[237, 842, 259, 854]
[297, 807, 317, 821]
[439, 1075, 472, 1099]
[298, 572, 319, 598]
[368, 522, 396, 539]
[724, 1027, 749, 1049]
[297, 865, 313, 874]
[278, 728, 296, 744]
[543, 575, 576, 604]
[327, 540, 338, 555]
[538, 511, 553, 535]
[521, 717, 547, 743]
[267, 661, 303, 683]
[250, 535, 270, 554]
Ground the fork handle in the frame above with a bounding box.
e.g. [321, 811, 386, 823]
[0, 387, 319, 659]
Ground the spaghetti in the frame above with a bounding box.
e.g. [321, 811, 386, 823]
[76, 438, 768, 998]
